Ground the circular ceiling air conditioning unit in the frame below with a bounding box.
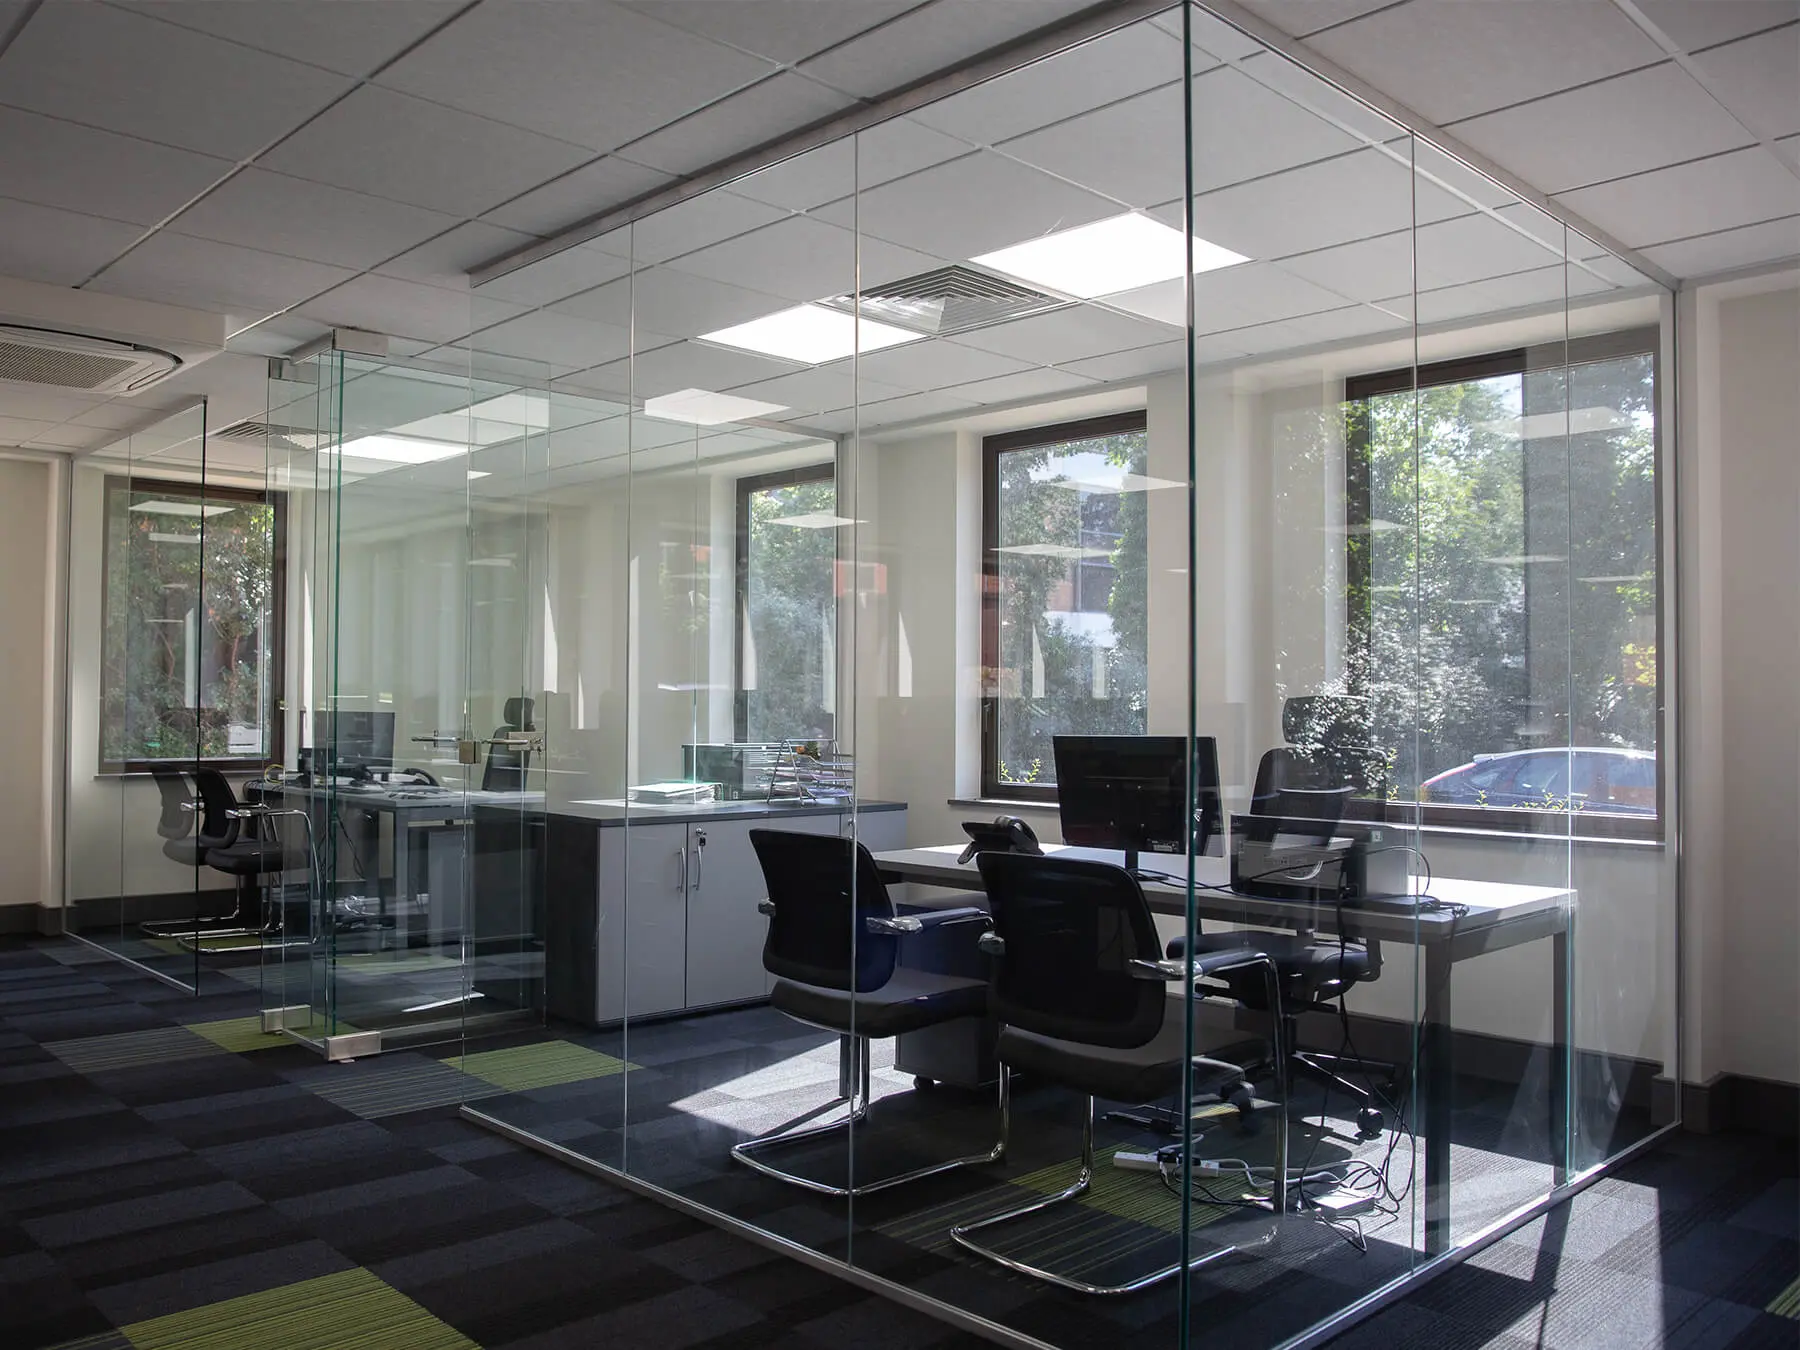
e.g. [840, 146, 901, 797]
[0, 324, 182, 395]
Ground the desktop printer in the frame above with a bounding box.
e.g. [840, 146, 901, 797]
[1229, 816, 1412, 904]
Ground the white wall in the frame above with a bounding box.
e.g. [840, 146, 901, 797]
[0, 456, 56, 912]
[1682, 273, 1800, 1088]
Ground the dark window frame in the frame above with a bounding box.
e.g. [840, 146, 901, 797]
[100, 474, 288, 774]
[1342, 326, 1664, 842]
[733, 462, 835, 745]
[980, 410, 1150, 803]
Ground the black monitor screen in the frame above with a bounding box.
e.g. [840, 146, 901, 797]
[1053, 735, 1222, 869]
[315, 711, 395, 773]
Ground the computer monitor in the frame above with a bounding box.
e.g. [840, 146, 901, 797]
[314, 711, 396, 776]
[1052, 735, 1223, 877]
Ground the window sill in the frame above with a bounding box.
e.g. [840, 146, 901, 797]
[948, 797, 1061, 814]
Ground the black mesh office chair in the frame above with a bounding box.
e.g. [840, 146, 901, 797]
[732, 828, 1004, 1197]
[482, 697, 535, 792]
[952, 852, 1283, 1296]
[149, 765, 208, 867]
[194, 768, 289, 935]
[1172, 695, 1399, 1138]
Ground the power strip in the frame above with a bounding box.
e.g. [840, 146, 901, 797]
[1112, 1151, 1166, 1171]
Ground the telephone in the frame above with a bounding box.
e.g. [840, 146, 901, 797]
[957, 815, 1043, 865]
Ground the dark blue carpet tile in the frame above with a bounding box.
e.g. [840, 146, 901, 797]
[0, 935, 1793, 1350]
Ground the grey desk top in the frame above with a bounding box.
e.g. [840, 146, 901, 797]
[250, 780, 902, 828]
[874, 843, 1573, 945]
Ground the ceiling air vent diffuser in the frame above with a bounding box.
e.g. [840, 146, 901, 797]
[818, 265, 1069, 337]
[0, 325, 181, 394]
[216, 419, 328, 454]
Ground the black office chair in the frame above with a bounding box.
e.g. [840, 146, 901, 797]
[195, 768, 290, 935]
[482, 697, 535, 791]
[141, 765, 246, 937]
[732, 828, 1005, 1197]
[952, 852, 1283, 1296]
[1171, 695, 1399, 1138]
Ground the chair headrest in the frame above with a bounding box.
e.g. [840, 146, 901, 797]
[503, 696, 535, 729]
[1282, 694, 1367, 747]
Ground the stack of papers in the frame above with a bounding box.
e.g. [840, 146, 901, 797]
[628, 781, 717, 805]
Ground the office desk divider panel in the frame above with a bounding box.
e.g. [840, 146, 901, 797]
[435, 4, 1680, 1348]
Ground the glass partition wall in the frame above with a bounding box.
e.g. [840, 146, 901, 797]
[384, 5, 1667, 1347]
[64, 400, 285, 991]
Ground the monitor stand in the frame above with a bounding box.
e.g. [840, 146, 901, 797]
[1122, 847, 1176, 885]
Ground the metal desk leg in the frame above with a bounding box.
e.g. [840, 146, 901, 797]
[1423, 942, 1453, 1255]
[1551, 927, 1570, 1187]
[393, 810, 414, 946]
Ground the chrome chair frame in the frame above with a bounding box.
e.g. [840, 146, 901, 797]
[949, 946, 1287, 1296]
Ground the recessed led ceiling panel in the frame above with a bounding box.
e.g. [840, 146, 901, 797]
[972, 213, 1248, 299]
[643, 387, 790, 425]
[699, 303, 923, 364]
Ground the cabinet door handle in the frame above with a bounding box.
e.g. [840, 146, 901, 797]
[692, 829, 706, 891]
[677, 845, 687, 894]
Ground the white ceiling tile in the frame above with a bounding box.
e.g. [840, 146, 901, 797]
[0, 0, 353, 159]
[1000, 82, 1185, 211]
[630, 191, 792, 264]
[475, 307, 644, 376]
[1633, 2, 1798, 54]
[1238, 1, 1400, 39]
[1184, 146, 1470, 260]
[1232, 49, 1409, 147]
[622, 0, 915, 63]
[1309, 1, 1665, 124]
[551, 266, 789, 338]
[667, 214, 937, 303]
[70, 399, 174, 430]
[821, 150, 1120, 260]
[620, 74, 857, 176]
[1383, 264, 1612, 326]
[953, 304, 1178, 365]
[118, 0, 466, 76]
[1451, 61, 1757, 194]
[1107, 262, 1361, 333]
[857, 387, 983, 430]
[728, 120, 972, 211]
[24, 422, 111, 450]
[170, 169, 462, 270]
[1241, 302, 1412, 350]
[483, 157, 676, 236]
[911, 21, 1183, 146]
[1556, 146, 1800, 246]
[1184, 5, 1275, 62]
[474, 243, 635, 309]
[298, 274, 512, 344]
[378, 222, 542, 289]
[592, 340, 803, 400]
[1416, 213, 1575, 286]
[1688, 25, 1800, 138]
[262, 86, 595, 217]
[850, 337, 1035, 390]
[0, 198, 143, 286]
[0, 107, 232, 227]
[945, 366, 1099, 404]
[723, 366, 907, 416]
[0, 416, 59, 446]
[1412, 139, 1530, 211]
[378, 0, 776, 152]
[1640, 213, 1800, 275]
[799, 0, 1103, 97]
[1278, 230, 1415, 302]
[1061, 339, 1188, 382]
[226, 317, 335, 358]
[88, 233, 354, 315]
[0, 386, 114, 424]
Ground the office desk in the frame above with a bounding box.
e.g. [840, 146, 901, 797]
[248, 782, 543, 942]
[874, 843, 1575, 1255]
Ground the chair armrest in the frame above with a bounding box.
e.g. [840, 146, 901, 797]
[866, 906, 987, 935]
[1128, 958, 1190, 982]
[1133, 948, 1277, 981]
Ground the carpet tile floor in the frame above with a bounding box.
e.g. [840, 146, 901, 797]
[0, 936, 1792, 1350]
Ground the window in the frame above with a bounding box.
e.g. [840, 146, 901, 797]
[101, 477, 284, 772]
[982, 413, 1150, 801]
[1345, 328, 1661, 836]
[735, 465, 837, 744]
